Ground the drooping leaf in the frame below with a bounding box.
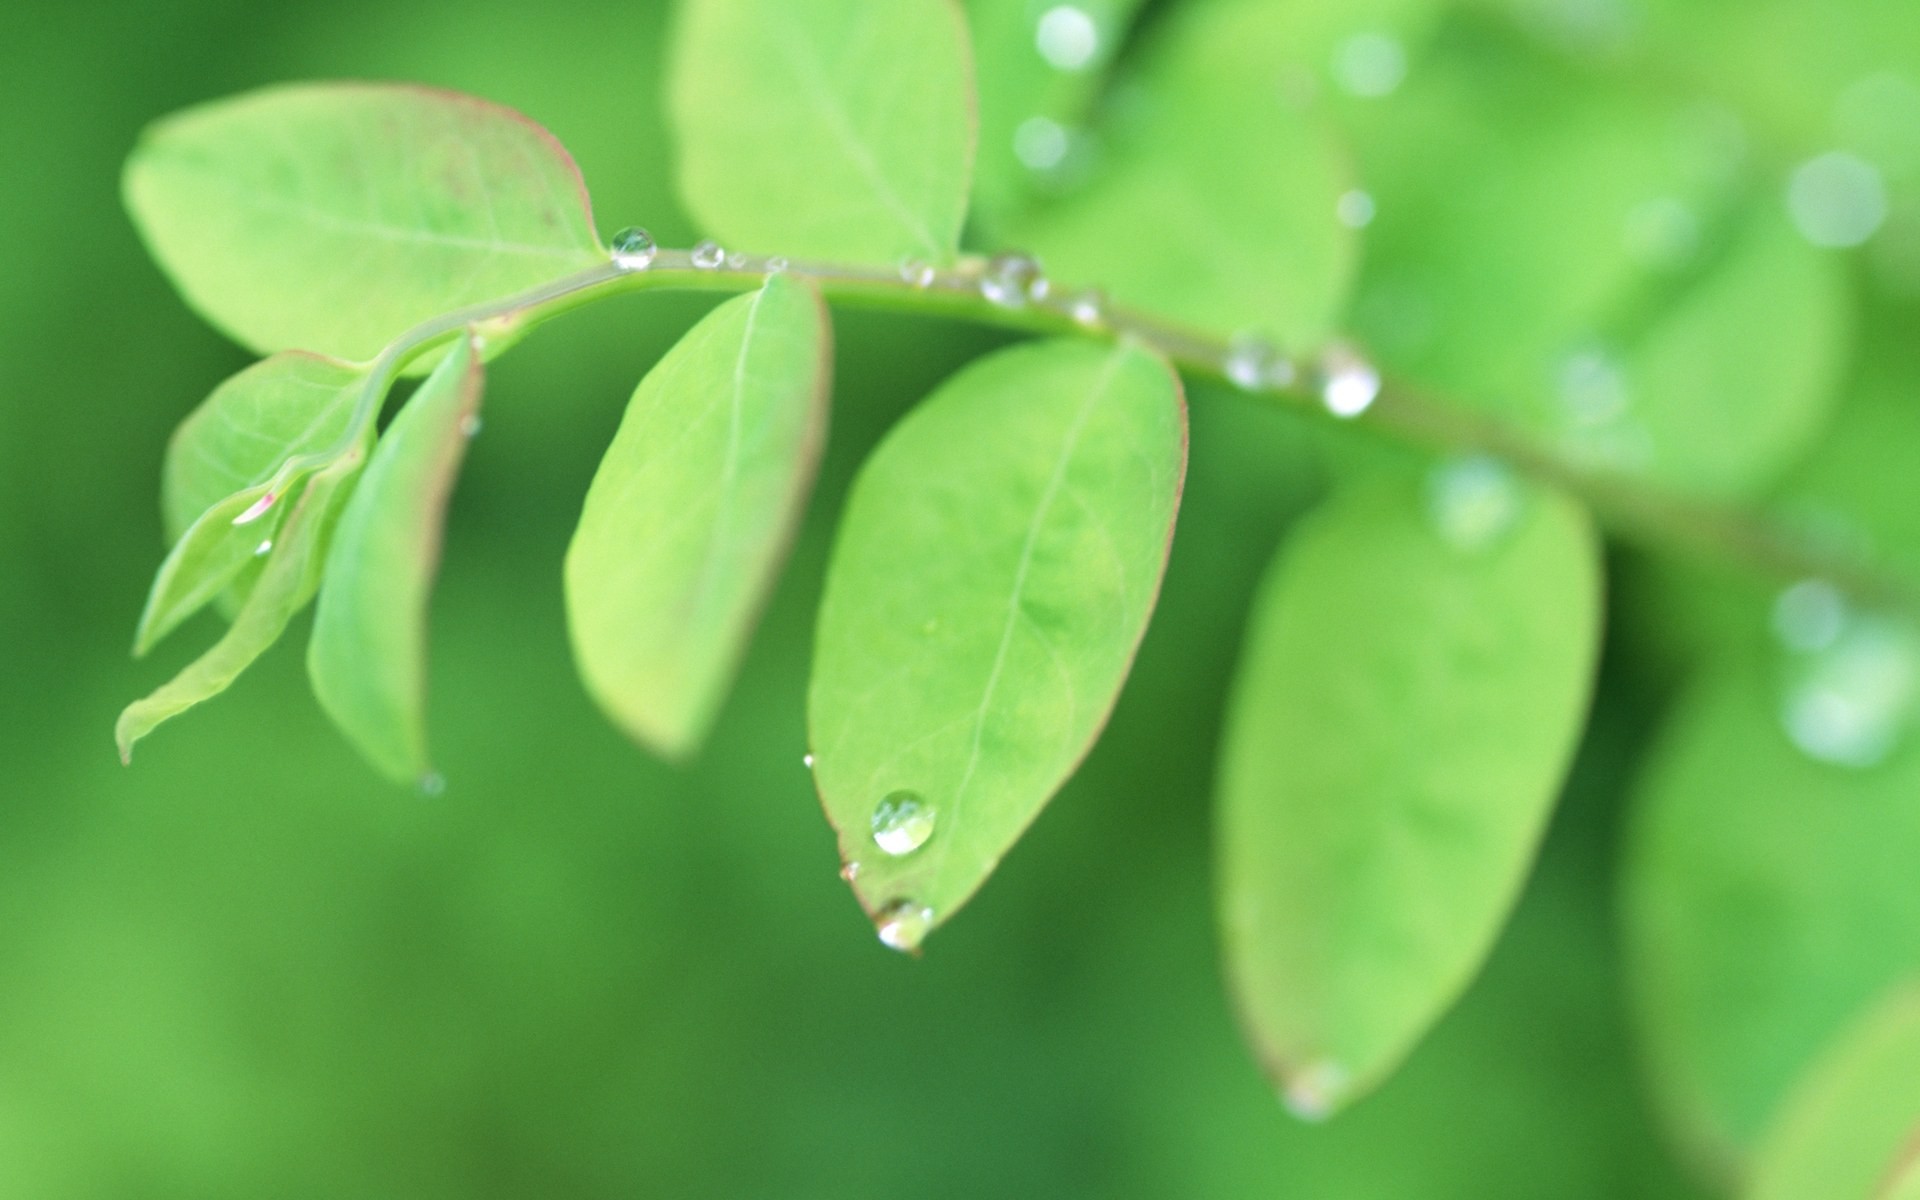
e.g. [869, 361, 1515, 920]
[1746, 985, 1920, 1200]
[565, 273, 829, 760]
[1004, 0, 1356, 344]
[117, 456, 363, 762]
[124, 83, 603, 362]
[134, 353, 371, 653]
[668, 0, 975, 265]
[308, 334, 483, 784]
[810, 339, 1186, 947]
[1216, 471, 1603, 1116]
[1624, 656, 1920, 1178]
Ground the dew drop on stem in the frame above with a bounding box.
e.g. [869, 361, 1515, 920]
[980, 251, 1044, 308]
[609, 226, 657, 270]
[691, 239, 726, 269]
[1317, 345, 1380, 418]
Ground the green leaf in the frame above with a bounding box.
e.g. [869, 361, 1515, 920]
[809, 339, 1186, 947]
[1003, 0, 1356, 344]
[668, 0, 976, 265]
[1747, 985, 1920, 1200]
[1217, 471, 1603, 1115]
[308, 334, 483, 784]
[565, 274, 830, 760]
[125, 83, 603, 362]
[117, 456, 363, 763]
[134, 353, 370, 654]
[1624, 656, 1920, 1177]
[1890, 1157, 1920, 1200]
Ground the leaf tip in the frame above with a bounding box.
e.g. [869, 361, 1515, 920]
[1275, 1058, 1353, 1124]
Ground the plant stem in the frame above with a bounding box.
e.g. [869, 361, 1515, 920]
[305, 246, 1916, 614]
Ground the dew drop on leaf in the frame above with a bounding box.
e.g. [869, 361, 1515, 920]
[1317, 346, 1380, 418]
[871, 790, 936, 856]
[253, 539, 274, 557]
[875, 899, 934, 952]
[691, 239, 727, 269]
[840, 861, 860, 883]
[1425, 456, 1523, 553]
[609, 226, 658, 271]
[802, 752, 815, 770]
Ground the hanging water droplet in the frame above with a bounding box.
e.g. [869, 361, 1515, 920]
[802, 752, 816, 770]
[253, 539, 273, 557]
[871, 790, 936, 856]
[726, 251, 750, 270]
[1335, 189, 1377, 228]
[1317, 346, 1380, 418]
[1067, 288, 1107, 327]
[1780, 613, 1920, 769]
[875, 899, 934, 952]
[1772, 579, 1848, 653]
[839, 861, 860, 883]
[1224, 335, 1278, 392]
[232, 490, 278, 526]
[898, 258, 936, 288]
[609, 227, 657, 270]
[1426, 456, 1523, 552]
[691, 239, 727, 269]
[459, 414, 483, 439]
[1281, 1060, 1349, 1122]
[980, 251, 1044, 308]
[419, 771, 447, 797]
[766, 256, 790, 273]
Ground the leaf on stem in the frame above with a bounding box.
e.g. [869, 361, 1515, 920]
[1216, 472, 1602, 1117]
[809, 339, 1186, 949]
[565, 274, 830, 760]
[1745, 985, 1920, 1200]
[118, 455, 363, 763]
[307, 335, 483, 784]
[668, 0, 976, 265]
[125, 83, 603, 362]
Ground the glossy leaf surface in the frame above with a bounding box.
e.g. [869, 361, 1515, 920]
[308, 336, 483, 783]
[125, 83, 603, 361]
[810, 339, 1185, 945]
[1217, 474, 1603, 1115]
[669, 0, 975, 265]
[566, 274, 829, 760]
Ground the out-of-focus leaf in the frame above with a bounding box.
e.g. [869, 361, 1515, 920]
[1349, 25, 1847, 499]
[1624, 657, 1920, 1178]
[124, 83, 603, 362]
[668, 0, 975, 265]
[1746, 985, 1920, 1200]
[135, 354, 370, 653]
[1217, 471, 1603, 1116]
[565, 274, 829, 761]
[1006, 0, 1355, 344]
[308, 335, 483, 784]
[117, 456, 362, 763]
[810, 339, 1185, 947]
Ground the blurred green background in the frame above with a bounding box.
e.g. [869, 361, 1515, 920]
[3, 0, 1915, 1195]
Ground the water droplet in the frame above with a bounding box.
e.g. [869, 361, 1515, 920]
[691, 239, 727, 269]
[1335, 189, 1377, 228]
[1780, 613, 1920, 769]
[1788, 151, 1888, 248]
[1035, 5, 1100, 72]
[1014, 116, 1072, 172]
[876, 899, 934, 952]
[803, 752, 816, 770]
[1426, 456, 1523, 552]
[232, 490, 278, 526]
[1556, 345, 1631, 428]
[609, 227, 657, 270]
[1317, 346, 1380, 418]
[898, 258, 936, 288]
[419, 771, 447, 797]
[1331, 32, 1406, 98]
[1067, 288, 1107, 327]
[253, 539, 273, 557]
[1773, 579, 1849, 653]
[766, 256, 790, 273]
[1623, 197, 1701, 270]
[1224, 335, 1278, 392]
[871, 790, 936, 856]
[980, 251, 1044, 308]
[1281, 1061, 1349, 1122]
[459, 414, 483, 438]
[839, 861, 860, 883]
[726, 251, 750, 270]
